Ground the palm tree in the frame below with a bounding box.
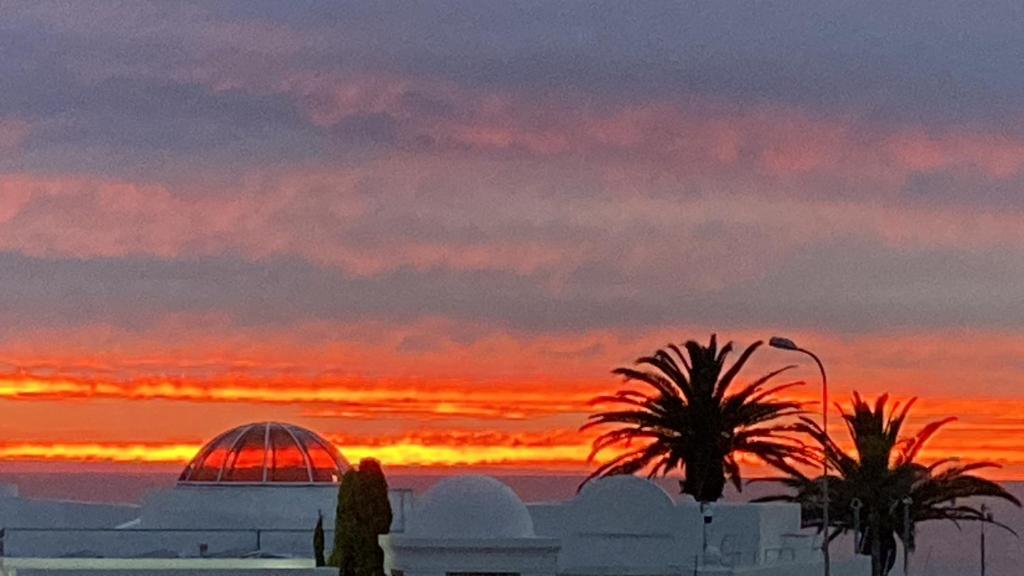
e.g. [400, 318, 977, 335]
[582, 334, 815, 502]
[759, 393, 1020, 576]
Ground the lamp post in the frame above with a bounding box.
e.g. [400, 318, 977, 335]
[900, 497, 913, 576]
[850, 498, 863, 556]
[770, 336, 830, 576]
[980, 504, 991, 576]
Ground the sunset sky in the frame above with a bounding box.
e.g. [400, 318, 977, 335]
[3, 2, 1024, 478]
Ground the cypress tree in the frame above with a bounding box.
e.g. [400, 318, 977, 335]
[329, 459, 393, 576]
[353, 458, 392, 576]
[330, 469, 359, 574]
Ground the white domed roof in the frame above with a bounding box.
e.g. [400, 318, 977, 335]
[572, 475, 675, 534]
[406, 475, 535, 539]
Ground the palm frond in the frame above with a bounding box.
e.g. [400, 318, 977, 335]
[898, 416, 957, 466]
[760, 391, 1022, 576]
[714, 340, 762, 400]
[584, 334, 811, 501]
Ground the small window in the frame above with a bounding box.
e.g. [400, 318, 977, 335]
[391, 570, 405, 576]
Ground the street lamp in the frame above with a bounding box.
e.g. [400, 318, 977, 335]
[769, 336, 831, 576]
[980, 504, 992, 576]
[901, 497, 913, 576]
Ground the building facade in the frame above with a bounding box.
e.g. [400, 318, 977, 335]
[0, 422, 869, 576]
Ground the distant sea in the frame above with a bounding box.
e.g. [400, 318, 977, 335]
[1, 472, 1021, 576]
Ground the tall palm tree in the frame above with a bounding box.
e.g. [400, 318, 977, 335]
[759, 393, 1020, 576]
[582, 334, 814, 502]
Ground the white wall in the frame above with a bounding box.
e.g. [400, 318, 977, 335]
[703, 502, 804, 565]
[396, 496, 867, 576]
[5, 529, 257, 558]
[140, 486, 410, 533]
[526, 481, 863, 575]
[525, 503, 564, 537]
[2, 485, 411, 559]
[2, 527, 345, 558]
[381, 537, 559, 576]
[530, 500, 703, 571]
[728, 555, 871, 576]
[141, 486, 336, 531]
[0, 498, 139, 529]
[0, 557, 330, 575]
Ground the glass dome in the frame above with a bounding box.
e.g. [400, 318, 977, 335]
[178, 422, 350, 485]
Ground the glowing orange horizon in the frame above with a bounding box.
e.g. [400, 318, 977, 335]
[4, 427, 1024, 481]
[6, 370, 1024, 480]
[0, 431, 599, 470]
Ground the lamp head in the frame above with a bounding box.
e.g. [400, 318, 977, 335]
[769, 336, 799, 351]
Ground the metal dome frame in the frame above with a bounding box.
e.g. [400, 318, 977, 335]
[177, 421, 349, 486]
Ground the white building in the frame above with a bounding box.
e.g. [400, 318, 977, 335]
[1, 422, 411, 574]
[383, 475, 560, 576]
[384, 474, 869, 576]
[0, 422, 869, 575]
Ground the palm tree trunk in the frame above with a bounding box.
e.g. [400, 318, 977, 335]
[870, 511, 883, 576]
[684, 454, 726, 501]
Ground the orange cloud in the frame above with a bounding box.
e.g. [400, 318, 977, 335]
[0, 168, 578, 275]
[0, 372, 597, 422]
[4, 420, 1022, 480]
[3, 150, 1024, 287]
[0, 429, 597, 470]
[5, 324, 1024, 477]
[886, 129, 1024, 178]
[8, 323, 1024, 409]
[257, 72, 1024, 181]
[0, 442, 199, 464]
